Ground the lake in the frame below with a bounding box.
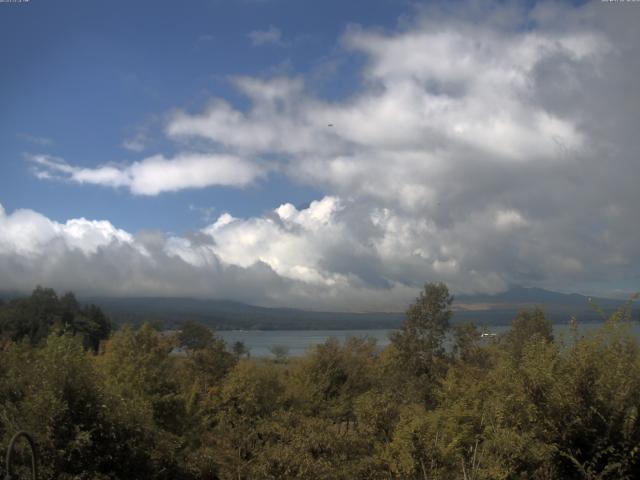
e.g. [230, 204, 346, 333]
[218, 322, 640, 358]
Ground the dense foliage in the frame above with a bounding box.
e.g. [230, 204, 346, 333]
[0, 286, 111, 351]
[1, 284, 640, 479]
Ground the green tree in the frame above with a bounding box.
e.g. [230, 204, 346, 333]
[452, 321, 488, 366]
[68, 303, 112, 352]
[502, 307, 553, 360]
[232, 340, 249, 358]
[390, 282, 453, 403]
[0, 287, 110, 350]
[95, 323, 197, 478]
[290, 336, 377, 425]
[178, 320, 214, 351]
[185, 336, 236, 391]
[0, 333, 158, 479]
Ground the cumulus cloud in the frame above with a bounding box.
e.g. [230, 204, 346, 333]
[247, 25, 285, 46]
[28, 153, 263, 195]
[163, 2, 640, 297]
[16, 2, 640, 305]
[0, 202, 424, 310]
[0, 204, 144, 258]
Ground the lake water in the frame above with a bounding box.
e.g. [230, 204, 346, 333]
[218, 322, 640, 358]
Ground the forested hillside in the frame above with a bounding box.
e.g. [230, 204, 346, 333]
[1, 284, 639, 479]
[0, 286, 111, 350]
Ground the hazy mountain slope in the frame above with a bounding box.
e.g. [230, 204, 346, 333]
[73, 286, 635, 330]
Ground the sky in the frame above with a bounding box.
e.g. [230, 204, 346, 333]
[0, 0, 639, 311]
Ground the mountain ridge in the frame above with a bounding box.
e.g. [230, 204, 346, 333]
[2, 286, 634, 330]
[86, 286, 634, 330]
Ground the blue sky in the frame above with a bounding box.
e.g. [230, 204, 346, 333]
[1, 0, 407, 232]
[0, 0, 638, 309]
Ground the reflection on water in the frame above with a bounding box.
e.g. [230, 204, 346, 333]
[218, 322, 640, 358]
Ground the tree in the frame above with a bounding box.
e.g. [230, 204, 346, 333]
[0, 333, 155, 479]
[289, 336, 377, 425]
[185, 337, 236, 390]
[502, 307, 553, 360]
[232, 340, 249, 358]
[452, 322, 487, 365]
[0, 287, 110, 349]
[270, 345, 290, 362]
[178, 320, 213, 351]
[23, 286, 60, 344]
[390, 282, 453, 379]
[70, 304, 112, 352]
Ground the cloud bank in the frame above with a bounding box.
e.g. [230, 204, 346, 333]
[0, 201, 422, 310]
[11, 2, 640, 307]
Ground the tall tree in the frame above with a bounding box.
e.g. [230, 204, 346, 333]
[390, 282, 453, 390]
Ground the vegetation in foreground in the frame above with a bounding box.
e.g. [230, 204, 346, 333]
[1, 284, 640, 479]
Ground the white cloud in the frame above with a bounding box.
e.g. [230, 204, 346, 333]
[169, 25, 600, 166]
[203, 197, 345, 284]
[247, 25, 284, 46]
[494, 209, 527, 229]
[28, 153, 264, 195]
[0, 206, 137, 258]
[0, 202, 423, 310]
[16, 2, 640, 304]
[166, 77, 321, 155]
[160, 2, 640, 298]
